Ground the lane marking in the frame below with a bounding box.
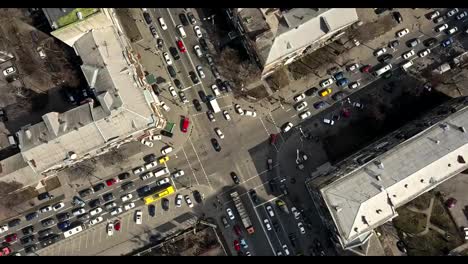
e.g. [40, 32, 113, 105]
[181, 146, 201, 186]
[258, 117, 271, 136]
[187, 137, 213, 189]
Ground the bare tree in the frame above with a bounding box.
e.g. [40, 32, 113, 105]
[216, 47, 261, 89]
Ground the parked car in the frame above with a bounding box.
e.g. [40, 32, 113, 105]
[92, 182, 106, 192]
[304, 87, 318, 96]
[249, 189, 260, 204]
[392, 11, 403, 23]
[231, 172, 240, 184]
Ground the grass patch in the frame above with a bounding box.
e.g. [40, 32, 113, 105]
[393, 207, 427, 234]
[405, 229, 459, 256]
[246, 85, 269, 99]
[407, 191, 433, 211]
[57, 8, 99, 28]
[265, 68, 290, 91]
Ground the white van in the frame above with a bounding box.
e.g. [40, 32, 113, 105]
[154, 167, 170, 178]
[401, 60, 414, 71]
[176, 25, 186, 38]
[63, 225, 83, 238]
[373, 64, 392, 77]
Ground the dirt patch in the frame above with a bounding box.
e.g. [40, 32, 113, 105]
[407, 191, 433, 211]
[265, 68, 290, 91]
[246, 84, 269, 100]
[44, 176, 61, 192]
[0, 182, 38, 220]
[116, 9, 143, 43]
[393, 207, 427, 234]
[348, 14, 397, 43]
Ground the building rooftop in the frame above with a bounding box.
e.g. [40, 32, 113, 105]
[43, 8, 100, 29]
[320, 102, 468, 248]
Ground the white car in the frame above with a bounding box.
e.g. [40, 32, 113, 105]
[299, 111, 311, 120]
[235, 104, 244, 115]
[160, 101, 170, 112]
[215, 128, 224, 139]
[73, 207, 86, 216]
[121, 193, 133, 202]
[211, 84, 221, 96]
[298, 222, 306, 234]
[2, 66, 16, 76]
[207, 111, 216, 122]
[156, 177, 170, 186]
[435, 23, 449, 32]
[447, 8, 459, 17]
[293, 93, 306, 102]
[418, 49, 431, 58]
[323, 118, 335, 126]
[193, 25, 202, 38]
[244, 110, 257, 117]
[175, 194, 183, 207]
[150, 134, 162, 141]
[124, 202, 136, 211]
[226, 208, 235, 220]
[0, 224, 8, 234]
[373, 47, 387, 57]
[447, 27, 458, 35]
[319, 78, 334, 88]
[89, 216, 104, 226]
[39, 205, 53, 213]
[266, 205, 275, 217]
[396, 28, 410, 38]
[294, 101, 308, 111]
[353, 102, 364, 109]
[349, 81, 360, 89]
[184, 195, 194, 208]
[282, 244, 290, 256]
[223, 110, 231, 121]
[163, 52, 173, 65]
[456, 11, 467, 20]
[52, 202, 65, 211]
[158, 17, 168, 30]
[291, 207, 301, 219]
[263, 218, 272, 231]
[161, 146, 173, 155]
[282, 122, 293, 133]
[172, 169, 185, 178]
[133, 166, 145, 175]
[145, 161, 158, 170]
[196, 65, 205, 78]
[107, 223, 114, 236]
[140, 171, 154, 180]
[402, 50, 415, 60]
[194, 45, 203, 57]
[346, 63, 359, 72]
[141, 140, 153, 147]
[90, 207, 103, 216]
[110, 207, 123, 216]
[135, 210, 143, 224]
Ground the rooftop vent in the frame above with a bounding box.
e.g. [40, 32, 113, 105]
[25, 129, 32, 139]
[334, 206, 342, 212]
[374, 160, 384, 169]
[441, 123, 450, 131]
[460, 126, 466, 133]
[379, 186, 385, 192]
[77, 11, 83, 20]
[376, 175, 382, 181]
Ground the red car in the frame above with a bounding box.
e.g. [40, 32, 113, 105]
[446, 198, 457, 208]
[233, 225, 242, 236]
[106, 178, 117, 186]
[0, 246, 11, 256]
[233, 240, 241, 251]
[181, 117, 190, 133]
[361, 65, 371, 73]
[177, 40, 186, 53]
[4, 233, 17, 243]
[114, 220, 121, 231]
[269, 134, 278, 145]
[341, 108, 351, 118]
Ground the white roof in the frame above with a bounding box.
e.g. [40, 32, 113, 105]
[321, 103, 468, 247]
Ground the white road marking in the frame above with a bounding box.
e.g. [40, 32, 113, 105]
[258, 117, 271, 136]
[85, 231, 89, 248]
[254, 194, 284, 208]
[180, 146, 201, 186]
[245, 191, 275, 254]
[187, 137, 213, 189]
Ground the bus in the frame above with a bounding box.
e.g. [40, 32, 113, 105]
[63, 225, 83, 238]
[143, 185, 175, 205]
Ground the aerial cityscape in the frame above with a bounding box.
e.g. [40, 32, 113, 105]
[0, 7, 467, 256]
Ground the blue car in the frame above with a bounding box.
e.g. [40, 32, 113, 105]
[57, 220, 71, 230]
[240, 238, 248, 249]
[441, 38, 453, 48]
[333, 71, 344, 80]
[313, 101, 328, 109]
[336, 78, 349, 87]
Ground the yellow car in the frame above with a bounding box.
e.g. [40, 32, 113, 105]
[158, 156, 169, 164]
[319, 88, 332, 97]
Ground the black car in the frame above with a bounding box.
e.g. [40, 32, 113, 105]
[230, 172, 240, 184]
[198, 90, 207, 102]
[396, 240, 407, 253]
[79, 188, 93, 198]
[41, 234, 59, 248]
[21, 235, 35, 245]
[174, 79, 183, 89]
[92, 182, 106, 192]
[38, 228, 54, 238]
[211, 138, 221, 152]
[89, 198, 101, 208]
[179, 13, 189, 26]
[41, 218, 55, 227]
[187, 12, 196, 24]
[162, 198, 170, 211]
[0, 108, 7, 122]
[193, 99, 202, 112]
[37, 192, 52, 201]
[148, 204, 156, 217]
[378, 54, 393, 63]
[169, 46, 180, 60]
[393, 11, 403, 23]
[313, 101, 327, 109]
[424, 37, 437, 47]
[143, 12, 152, 24]
[269, 179, 277, 193]
[8, 218, 21, 228]
[72, 196, 86, 207]
[22, 225, 34, 236]
[77, 213, 90, 221]
[149, 25, 158, 38]
[102, 192, 114, 202]
[199, 38, 208, 51]
[118, 172, 131, 180]
[25, 211, 39, 221]
[143, 154, 156, 163]
[193, 190, 202, 204]
[223, 81, 232, 92]
[388, 40, 399, 49]
[211, 65, 221, 79]
[221, 216, 230, 228]
[332, 91, 346, 101]
[24, 244, 38, 254]
[156, 38, 164, 49]
[289, 233, 297, 247]
[249, 189, 259, 204]
[382, 70, 392, 79]
[189, 71, 200, 84]
[374, 8, 389, 15]
[167, 66, 177, 78]
[138, 185, 151, 194]
[56, 212, 71, 222]
[305, 87, 318, 96]
[121, 181, 135, 191]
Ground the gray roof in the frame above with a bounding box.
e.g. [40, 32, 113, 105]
[321, 104, 468, 247]
[17, 26, 156, 173]
[42, 8, 76, 28]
